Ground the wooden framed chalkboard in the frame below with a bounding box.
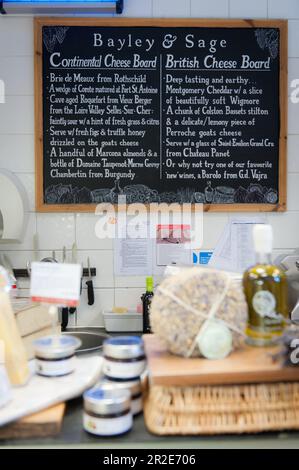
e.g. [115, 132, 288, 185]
[34, 18, 287, 212]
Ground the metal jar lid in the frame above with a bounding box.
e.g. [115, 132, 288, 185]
[102, 378, 142, 397]
[33, 335, 81, 360]
[103, 336, 145, 360]
[83, 386, 131, 415]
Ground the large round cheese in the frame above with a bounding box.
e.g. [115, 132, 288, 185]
[150, 267, 247, 358]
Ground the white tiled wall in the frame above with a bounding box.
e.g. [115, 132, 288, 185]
[0, 1, 298, 326]
[153, 0, 190, 17]
[229, 0, 268, 18]
[191, 1, 229, 18]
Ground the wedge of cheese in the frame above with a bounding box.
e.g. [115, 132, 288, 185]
[0, 292, 30, 385]
[15, 303, 55, 338]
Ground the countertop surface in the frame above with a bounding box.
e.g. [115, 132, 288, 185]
[1, 327, 299, 448]
[2, 397, 299, 449]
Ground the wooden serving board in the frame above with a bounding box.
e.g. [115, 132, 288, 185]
[144, 335, 299, 387]
[0, 403, 65, 439]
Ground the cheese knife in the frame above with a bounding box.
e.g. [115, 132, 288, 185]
[86, 256, 94, 306]
[61, 246, 69, 331]
[69, 243, 78, 316]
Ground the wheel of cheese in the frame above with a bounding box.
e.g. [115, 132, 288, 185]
[150, 267, 247, 358]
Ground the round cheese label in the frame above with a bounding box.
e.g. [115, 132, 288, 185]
[197, 320, 233, 360]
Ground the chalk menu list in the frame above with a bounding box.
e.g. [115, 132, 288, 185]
[41, 25, 282, 206]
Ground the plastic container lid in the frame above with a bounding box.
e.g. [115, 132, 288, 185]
[83, 386, 131, 415]
[103, 336, 145, 360]
[33, 335, 81, 360]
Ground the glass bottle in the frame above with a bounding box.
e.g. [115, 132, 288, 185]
[243, 224, 288, 346]
[141, 276, 154, 334]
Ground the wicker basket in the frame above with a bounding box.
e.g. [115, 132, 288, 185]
[144, 382, 299, 435]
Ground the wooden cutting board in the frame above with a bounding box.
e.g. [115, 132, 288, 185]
[0, 403, 65, 439]
[144, 334, 299, 386]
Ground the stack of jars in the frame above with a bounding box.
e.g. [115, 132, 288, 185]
[83, 336, 147, 437]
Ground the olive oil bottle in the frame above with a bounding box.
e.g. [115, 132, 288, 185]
[243, 224, 288, 346]
[142, 276, 154, 334]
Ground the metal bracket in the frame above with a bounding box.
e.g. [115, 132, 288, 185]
[13, 268, 97, 278]
[116, 0, 123, 14]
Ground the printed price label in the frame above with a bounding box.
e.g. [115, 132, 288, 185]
[30, 262, 81, 307]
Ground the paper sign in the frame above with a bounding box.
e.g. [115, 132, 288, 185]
[30, 262, 81, 307]
[156, 224, 191, 266]
[114, 220, 152, 276]
[208, 217, 266, 273]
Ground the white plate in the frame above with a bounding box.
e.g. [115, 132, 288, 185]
[0, 356, 102, 427]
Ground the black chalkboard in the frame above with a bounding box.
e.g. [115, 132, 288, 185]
[35, 19, 287, 211]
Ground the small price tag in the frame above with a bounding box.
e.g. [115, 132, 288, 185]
[30, 262, 81, 307]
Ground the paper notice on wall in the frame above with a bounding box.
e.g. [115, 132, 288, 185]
[156, 224, 192, 267]
[114, 221, 192, 276]
[114, 220, 152, 276]
[208, 217, 267, 273]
